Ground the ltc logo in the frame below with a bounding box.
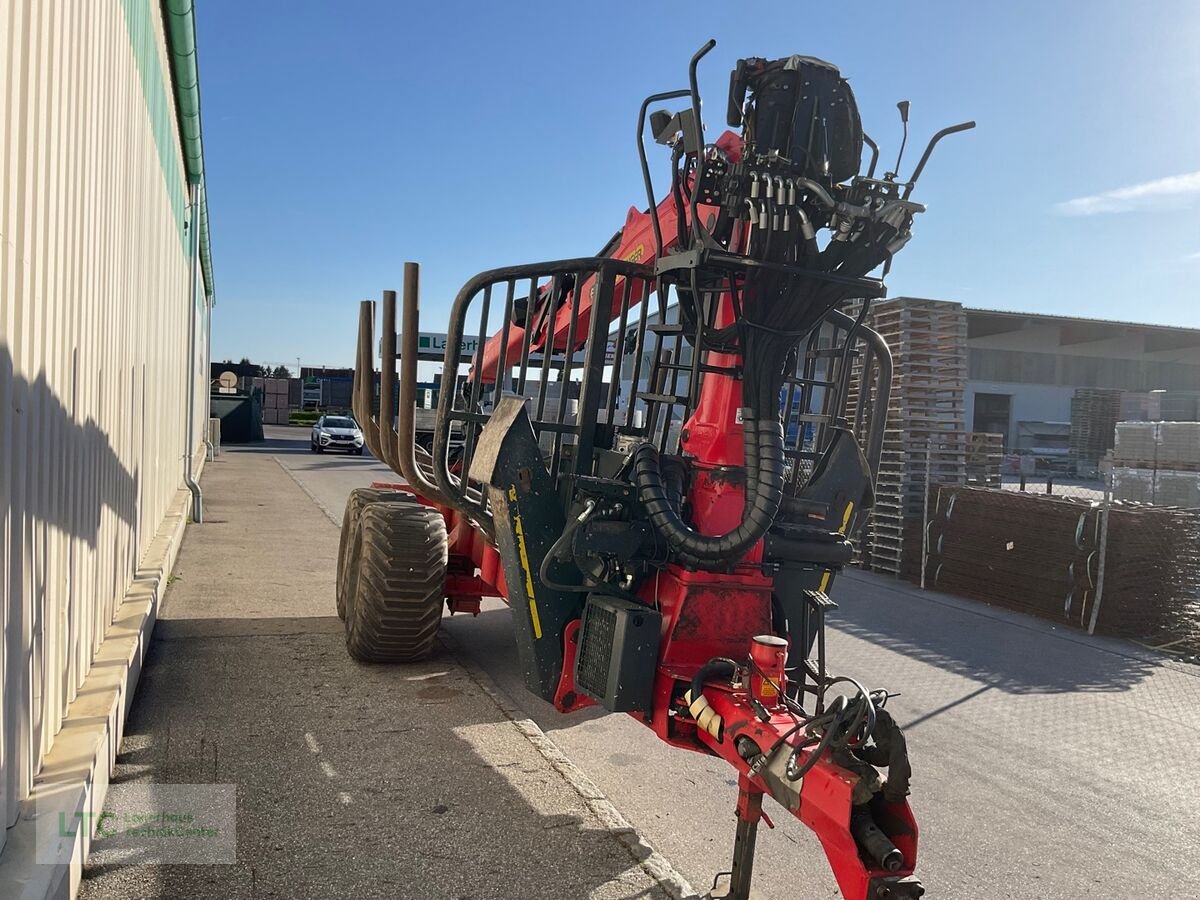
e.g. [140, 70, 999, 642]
[59, 811, 118, 837]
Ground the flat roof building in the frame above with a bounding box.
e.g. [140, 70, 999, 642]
[956, 306, 1200, 450]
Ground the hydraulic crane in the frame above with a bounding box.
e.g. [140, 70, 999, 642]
[341, 41, 973, 899]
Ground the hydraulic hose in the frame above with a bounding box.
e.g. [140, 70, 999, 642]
[683, 657, 738, 741]
[850, 808, 904, 872]
[662, 456, 687, 512]
[633, 417, 784, 569]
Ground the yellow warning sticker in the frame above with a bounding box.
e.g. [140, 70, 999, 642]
[510, 485, 542, 640]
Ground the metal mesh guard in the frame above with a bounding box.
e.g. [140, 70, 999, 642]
[575, 602, 618, 698]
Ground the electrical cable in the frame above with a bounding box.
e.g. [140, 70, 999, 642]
[537, 500, 643, 603]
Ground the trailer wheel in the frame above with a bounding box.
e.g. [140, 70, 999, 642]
[344, 500, 448, 662]
[336, 488, 418, 619]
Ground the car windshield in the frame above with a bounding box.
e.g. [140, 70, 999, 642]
[324, 417, 355, 429]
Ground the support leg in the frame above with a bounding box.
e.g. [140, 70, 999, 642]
[714, 776, 763, 900]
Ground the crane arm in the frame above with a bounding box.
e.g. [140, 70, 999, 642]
[475, 130, 743, 385]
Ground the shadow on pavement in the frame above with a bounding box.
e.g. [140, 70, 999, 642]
[441, 607, 612, 729]
[78, 617, 665, 900]
[831, 570, 1159, 694]
[222, 438, 337, 458]
[76, 441, 665, 900]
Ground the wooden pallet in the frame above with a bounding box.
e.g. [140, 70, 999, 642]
[845, 298, 969, 575]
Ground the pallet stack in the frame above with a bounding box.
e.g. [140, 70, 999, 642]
[854, 298, 968, 577]
[1120, 391, 1162, 423]
[1160, 392, 1200, 422]
[1069, 388, 1122, 472]
[1160, 422, 1200, 467]
[255, 377, 292, 425]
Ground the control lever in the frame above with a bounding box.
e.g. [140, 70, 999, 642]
[890, 101, 910, 180]
[903, 121, 976, 199]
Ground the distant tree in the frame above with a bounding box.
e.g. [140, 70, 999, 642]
[270, 365, 292, 379]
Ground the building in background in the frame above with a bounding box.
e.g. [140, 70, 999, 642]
[963, 308, 1200, 451]
[0, 0, 214, 887]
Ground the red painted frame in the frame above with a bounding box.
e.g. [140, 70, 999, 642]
[371, 128, 921, 900]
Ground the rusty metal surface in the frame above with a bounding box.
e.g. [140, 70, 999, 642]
[925, 486, 1200, 652]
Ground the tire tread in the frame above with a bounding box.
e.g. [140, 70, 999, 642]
[344, 501, 447, 662]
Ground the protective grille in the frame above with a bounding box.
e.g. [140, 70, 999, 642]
[431, 258, 655, 524]
[430, 256, 892, 526]
[575, 603, 618, 699]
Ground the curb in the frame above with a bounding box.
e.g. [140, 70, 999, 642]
[272, 455, 342, 526]
[0, 486, 193, 900]
[441, 629, 700, 900]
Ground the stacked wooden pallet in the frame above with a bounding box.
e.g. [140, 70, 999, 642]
[843, 328, 878, 569]
[860, 299, 968, 576]
[1160, 392, 1200, 422]
[1069, 388, 1122, 470]
[1160, 422, 1200, 467]
[1113, 421, 1160, 465]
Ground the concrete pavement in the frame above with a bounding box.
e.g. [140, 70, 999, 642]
[267, 425, 1200, 900]
[78, 442, 689, 900]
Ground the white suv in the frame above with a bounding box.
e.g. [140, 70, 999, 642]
[310, 415, 365, 455]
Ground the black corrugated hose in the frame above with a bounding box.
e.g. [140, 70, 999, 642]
[632, 416, 785, 569]
[630, 179, 904, 571]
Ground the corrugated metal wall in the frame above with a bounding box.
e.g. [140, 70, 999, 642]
[0, 0, 208, 848]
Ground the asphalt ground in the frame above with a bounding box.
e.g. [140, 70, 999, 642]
[77, 442, 683, 900]
[266, 425, 1200, 900]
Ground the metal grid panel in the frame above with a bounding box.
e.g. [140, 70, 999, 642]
[432, 259, 655, 517]
[432, 259, 893, 527]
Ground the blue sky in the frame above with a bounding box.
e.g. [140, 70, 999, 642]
[198, 0, 1200, 370]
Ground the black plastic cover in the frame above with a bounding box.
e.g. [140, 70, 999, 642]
[575, 594, 661, 716]
[745, 55, 863, 185]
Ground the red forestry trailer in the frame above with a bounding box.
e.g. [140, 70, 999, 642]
[338, 42, 973, 899]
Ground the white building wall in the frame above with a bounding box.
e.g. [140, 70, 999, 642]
[0, 0, 207, 846]
[966, 380, 1078, 445]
